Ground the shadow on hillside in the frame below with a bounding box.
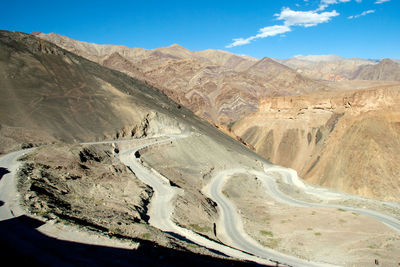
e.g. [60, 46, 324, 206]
[0, 215, 266, 266]
[0, 167, 10, 181]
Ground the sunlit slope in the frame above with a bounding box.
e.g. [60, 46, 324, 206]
[233, 85, 400, 201]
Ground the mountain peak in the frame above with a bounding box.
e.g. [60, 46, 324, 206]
[30, 31, 42, 36]
[380, 58, 396, 64]
[170, 43, 186, 49]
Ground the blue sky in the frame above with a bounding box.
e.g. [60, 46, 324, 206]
[1, 0, 399, 59]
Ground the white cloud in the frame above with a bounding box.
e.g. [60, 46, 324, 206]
[256, 25, 292, 38]
[317, 0, 351, 11]
[276, 8, 339, 27]
[348, 9, 375, 19]
[226, 38, 253, 48]
[226, 7, 339, 48]
[375, 0, 390, 3]
[226, 25, 291, 48]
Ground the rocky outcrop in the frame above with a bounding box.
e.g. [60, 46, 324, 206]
[18, 144, 154, 233]
[233, 85, 400, 201]
[257, 86, 400, 114]
[113, 112, 190, 139]
[17, 142, 236, 259]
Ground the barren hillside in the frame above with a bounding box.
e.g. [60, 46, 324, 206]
[279, 55, 400, 83]
[352, 58, 400, 81]
[0, 30, 194, 153]
[279, 55, 377, 81]
[0, 30, 271, 264]
[2, 30, 400, 266]
[232, 85, 400, 201]
[36, 32, 330, 124]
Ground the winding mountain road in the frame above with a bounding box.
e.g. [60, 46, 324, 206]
[123, 135, 399, 266]
[119, 135, 274, 265]
[0, 149, 32, 220]
[1, 134, 400, 267]
[260, 167, 400, 232]
[205, 166, 400, 266]
[206, 169, 332, 267]
[119, 135, 339, 266]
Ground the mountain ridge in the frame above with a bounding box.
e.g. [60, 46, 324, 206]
[352, 58, 400, 80]
[279, 55, 400, 82]
[0, 30, 195, 153]
[36, 32, 331, 124]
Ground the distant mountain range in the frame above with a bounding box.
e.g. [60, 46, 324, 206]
[34, 32, 331, 124]
[34, 32, 400, 125]
[291, 54, 346, 62]
[278, 55, 400, 81]
[352, 58, 400, 81]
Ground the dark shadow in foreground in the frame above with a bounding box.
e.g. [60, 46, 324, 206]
[0, 167, 10, 180]
[0, 215, 267, 267]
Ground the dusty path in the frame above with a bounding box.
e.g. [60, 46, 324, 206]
[119, 135, 274, 265]
[0, 137, 272, 265]
[204, 168, 336, 267]
[119, 135, 338, 266]
[0, 145, 141, 248]
[261, 166, 400, 231]
[0, 147, 142, 266]
[0, 149, 32, 220]
[204, 165, 400, 266]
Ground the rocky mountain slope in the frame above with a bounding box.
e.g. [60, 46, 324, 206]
[18, 143, 155, 239]
[0, 30, 194, 154]
[232, 85, 400, 201]
[16, 139, 262, 265]
[352, 58, 400, 81]
[279, 55, 377, 81]
[3, 30, 400, 266]
[35, 32, 330, 124]
[1, 30, 272, 264]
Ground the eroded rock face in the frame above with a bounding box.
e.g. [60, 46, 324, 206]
[233, 86, 400, 201]
[18, 144, 154, 232]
